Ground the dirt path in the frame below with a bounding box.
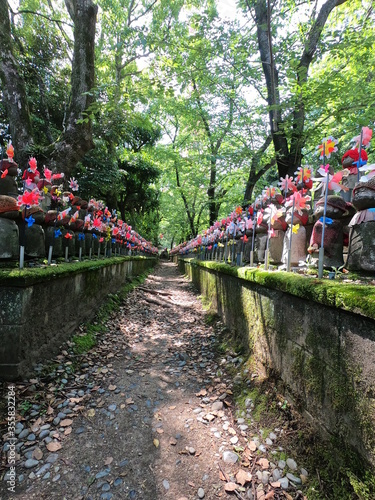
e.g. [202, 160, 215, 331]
[1, 262, 307, 500]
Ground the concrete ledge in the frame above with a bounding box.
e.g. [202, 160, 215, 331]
[0, 257, 157, 380]
[178, 257, 375, 466]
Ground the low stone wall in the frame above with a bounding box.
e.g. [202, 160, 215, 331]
[0, 257, 157, 380]
[178, 258, 375, 466]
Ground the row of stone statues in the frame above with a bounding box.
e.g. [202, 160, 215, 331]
[172, 135, 375, 273]
[0, 147, 158, 261]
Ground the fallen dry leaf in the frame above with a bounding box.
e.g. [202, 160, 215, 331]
[248, 441, 257, 451]
[236, 469, 252, 486]
[169, 438, 177, 446]
[224, 482, 238, 492]
[60, 419, 73, 427]
[195, 389, 207, 397]
[46, 442, 62, 452]
[32, 448, 43, 460]
[126, 398, 135, 405]
[104, 457, 113, 465]
[265, 492, 275, 499]
[153, 439, 159, 448]
[270, 481, 280, 488]
[64, 427, 72, 436]
[87, 409, 96, 418]
[108, 384, 117, 391]
[156, 428, 164, 434]
[47, 406, 54, 415]
[258, 458, 269, 470]
[168, 406, 176, 410]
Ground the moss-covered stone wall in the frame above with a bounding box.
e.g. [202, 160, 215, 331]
[179, 258, 375, 466]
[0, 257, 156, 380]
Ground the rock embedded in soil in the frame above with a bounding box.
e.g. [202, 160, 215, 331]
[223, 450, 238, 464]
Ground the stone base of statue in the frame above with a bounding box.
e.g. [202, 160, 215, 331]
[0, 218, 19, 258]
[282, 226, 307, 267]
[308, 219, 344, 268]
[347, 222, 375, 271]
[269, 230, 284, 264]
[45, 226, 63, 257]
[24, 224, 45, 257]
[255, 234, 267, 262]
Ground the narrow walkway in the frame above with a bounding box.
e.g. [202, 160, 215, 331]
[2, 262, 306, 500]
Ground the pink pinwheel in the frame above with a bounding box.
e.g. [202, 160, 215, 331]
[264, 203, 284, 225]
[17, 190, 40, 208]
[51, 173, 64, 181]
[316, 136, 338, 159]
[353, 126, 373, 147]
[44, 167, 52, 182]
[69, 177, 79, 191]
[312, 167, 348, 194]
[279, 175, 296, 193]
[245, 218, 254, 230]
[28, 157, 37, 173]
[285, 190, 311, 215]
[93, 218, 102, 229]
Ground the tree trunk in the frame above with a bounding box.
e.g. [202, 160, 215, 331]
[252, 0, 348, 178]
[51, 0, 98, 177]
[0, 0, 34, 167]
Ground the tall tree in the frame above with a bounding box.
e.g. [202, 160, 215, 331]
[0, 0, 97, 173]
[244, 0, 348, 177]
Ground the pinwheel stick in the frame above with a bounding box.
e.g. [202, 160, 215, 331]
[287, 196, 296, 272]
[250, 211, 257, 266]
[224, 235, 228, 263]
[19, 207, 27, 269]
[265, 218, 271, 270]
[357, 128, 364, 182]
[318, 149, 329, 278]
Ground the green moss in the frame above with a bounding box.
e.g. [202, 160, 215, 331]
[182, 259, 375, 321]
[0, 256, 157, 286]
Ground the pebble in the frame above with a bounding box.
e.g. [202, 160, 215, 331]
[36, 464, 51, 477]
[108, 404, 117, 412]
[222, 451, 238, 464]
[52, 474, 61, 482]
[162, 479, 170, 490]
[25, 459, 39, 469]
[287, 472, 302, 484]
[230, 436, 238, 444]
[102, 483, 111, 492]
[96, 469, 110, 479]
[18, 429, 30, 439]
[272, 469, 281, 481]
[301, 467, 308, 477]
[28, 433, 36, 441]
[114, 478, 123, 487]
[286, 458, 297, 470]
[46, 453, 59, 464]
[53, 417, 61, 426]
[101, 493, 113, 499]
[278, 460, 286, 469]
[39, 430, 50, 439]
[198, 487, 205, 498]
[212, 401, 223, 411]
[279, 477, 289, 489]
